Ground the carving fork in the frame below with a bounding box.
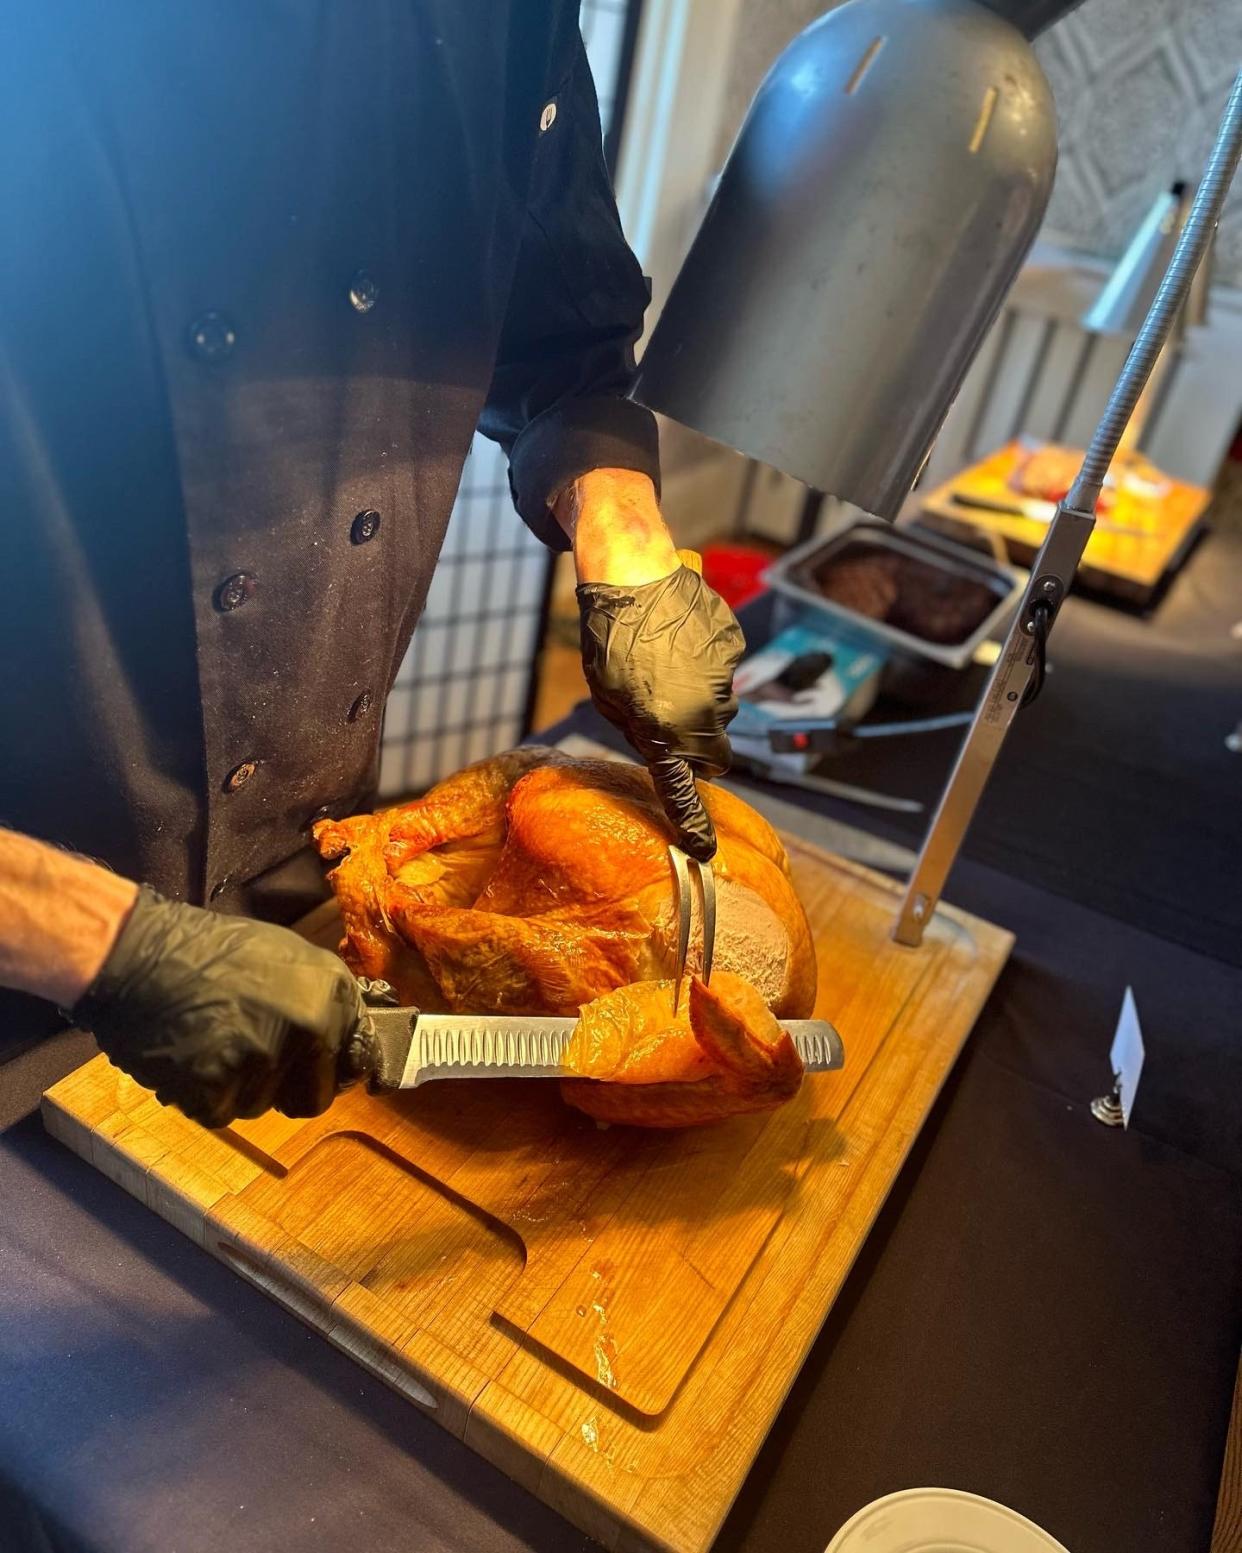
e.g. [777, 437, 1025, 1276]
[669, 845, 715, 1014]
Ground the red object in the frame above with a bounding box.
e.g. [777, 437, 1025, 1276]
[701, 544, 771, 609]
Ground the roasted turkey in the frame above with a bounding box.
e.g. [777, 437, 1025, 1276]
[313, 749, 818, 1125]
[562, 973, 803, 1127]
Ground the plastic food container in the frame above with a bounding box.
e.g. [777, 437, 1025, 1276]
[701, 543, 772, 609]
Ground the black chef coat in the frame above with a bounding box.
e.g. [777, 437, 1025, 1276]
[0, 2, 659, 920]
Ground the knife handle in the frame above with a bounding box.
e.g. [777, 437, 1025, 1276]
[337, 1022, 379, 1091]
[338, 978, 406, 1093]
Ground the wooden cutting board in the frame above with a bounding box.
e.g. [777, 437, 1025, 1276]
[919, 439, 1210, 604]
[43, 838, 1012, 1553]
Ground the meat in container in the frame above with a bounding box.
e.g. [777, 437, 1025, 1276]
[761, 517, 1024, 670]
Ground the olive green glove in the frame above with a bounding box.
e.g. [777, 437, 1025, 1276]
[578, 559, 745, 861]
[73, 887, 366, 1128]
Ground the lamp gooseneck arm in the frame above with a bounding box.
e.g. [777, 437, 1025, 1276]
[1068, 72, 1242, 514]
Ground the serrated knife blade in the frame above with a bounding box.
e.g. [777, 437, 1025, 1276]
[350, 1006, 844, 1090]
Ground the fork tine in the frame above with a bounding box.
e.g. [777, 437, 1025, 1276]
[670, 845, 692, 1013]
[699, 859, 716, 986]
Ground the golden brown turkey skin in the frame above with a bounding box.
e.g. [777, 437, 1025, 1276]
[560, 973, 804, 1127]
[312, 749, 562, 1007]
[313, 749, 817, 1023]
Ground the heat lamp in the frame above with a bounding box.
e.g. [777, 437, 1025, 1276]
[633, 0, 1242, 946]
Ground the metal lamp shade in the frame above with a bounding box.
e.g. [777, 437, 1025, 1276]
[1082, 182, 1212, 338]
[633, 0, 1060, 520]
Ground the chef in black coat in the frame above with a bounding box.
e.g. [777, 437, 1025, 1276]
[0, 3, 743, 1126]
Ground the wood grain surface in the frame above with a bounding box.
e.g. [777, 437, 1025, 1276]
[42, 838, 1012, 1553]
[919, 439, 1210, 603]
[1213, 1354, 1242, 1553]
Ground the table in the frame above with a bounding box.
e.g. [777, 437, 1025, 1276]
[3, 530, 1240, 1553]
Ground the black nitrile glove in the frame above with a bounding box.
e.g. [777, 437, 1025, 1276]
[578, 562, 745, 861]
[73, 887, 367, 1128]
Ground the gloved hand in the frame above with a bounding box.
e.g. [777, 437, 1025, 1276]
[578, 556, 745, 860]
[73, 887, 366, 1128]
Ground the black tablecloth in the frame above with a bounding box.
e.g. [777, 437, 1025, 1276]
[716, 855, 1242, 1553]
[2, 532, 1241, 1553]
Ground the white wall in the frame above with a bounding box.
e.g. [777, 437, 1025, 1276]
[1036, 0, 1242, 288]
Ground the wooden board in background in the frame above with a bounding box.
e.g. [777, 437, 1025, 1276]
[920, 440, 1210, 604]
[43, 838, 1012, 1553]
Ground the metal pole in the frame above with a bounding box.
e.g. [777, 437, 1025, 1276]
[893, 70, 1242, 948]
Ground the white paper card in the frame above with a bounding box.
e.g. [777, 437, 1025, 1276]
[1109, 986, 1145, 1129]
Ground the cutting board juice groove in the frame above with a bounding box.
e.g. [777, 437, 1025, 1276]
[43, 839, 1012, 1553]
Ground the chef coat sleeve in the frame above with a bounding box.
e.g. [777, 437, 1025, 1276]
[478, 33, 661, 552]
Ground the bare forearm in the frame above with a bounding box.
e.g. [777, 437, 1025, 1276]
[554, 468, 680, 586]
[0, 829, 138, 1006]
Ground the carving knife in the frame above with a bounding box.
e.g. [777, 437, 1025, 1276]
[340, 1003, 845, 1091]
[948, 489, 1150, 538]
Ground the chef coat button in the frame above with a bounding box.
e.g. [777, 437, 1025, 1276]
[539, 101, 557, 132]
[348, 691, 374, 722]
[187, 310, 237, 362]
[348, 270, 379, 313]
[224, 760, 257, 793]
[214, 572, 253, 612]
[351, 509, 381, 545]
